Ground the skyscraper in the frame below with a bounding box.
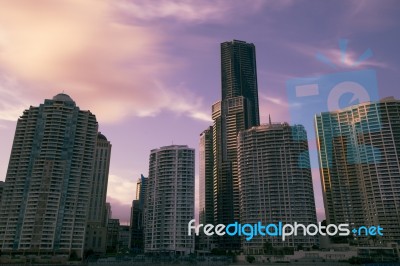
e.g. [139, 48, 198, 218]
[212, 40, 260, 250]
[144, 145, 195, 255]
[85, 132, 112, 254]
[316, 97, 400, 244]
[221, 40, 260, 126]
[238, 123, 318, 253]
[136, 174, 148, 208]
[199, 126, 214, 250]
[129, 175, 147, 251]
[0, 93, 98, 258]
[129, 200, 143, 251]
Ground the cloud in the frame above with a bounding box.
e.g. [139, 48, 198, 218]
[286, 42, 389, 70]
[262, 95, 285, 106]
[318, 48, 388, 69]
[0, 0, 210, 124]
[107, 196, 131, 224]
[259, 94, 302, 124]
[343, 0, 400, 31]
[260, 94, 301, 108]
[0, 74, 30, 121]
[137, 81, 212, 122]
[105, 173, 136, 222]
[107, 174, 136, 205]
[114, 0, 292, 24]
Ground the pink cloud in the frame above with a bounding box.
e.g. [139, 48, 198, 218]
[285, 42, 389, 71]
[0, 0, 210, 124]
[114, 0, 293, 24]
[107, 196, 131, 224]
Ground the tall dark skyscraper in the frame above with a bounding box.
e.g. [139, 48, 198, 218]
[212, 40, 260, 250]
[0, 93, 98, 258]
[221, 40, 260, 126]
[199, 126, 215, 251]
[129, 175, 147, 251]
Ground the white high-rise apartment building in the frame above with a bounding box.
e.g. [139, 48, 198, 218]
[0, 93, 98, 258]
[144, 145, 195, 255]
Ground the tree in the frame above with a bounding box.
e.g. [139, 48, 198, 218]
[83, 249, 94, 260]
[211, 248, 226, 256]
[263, 241, 274, 255]
[246, 256, 255, 264]
[69, 251, 79, 261]
[283, 247, 294, 255]
[312, 244, 319, 250]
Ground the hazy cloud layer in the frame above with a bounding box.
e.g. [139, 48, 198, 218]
[0, 0, 210, 124]
[114, 0, 291, 24]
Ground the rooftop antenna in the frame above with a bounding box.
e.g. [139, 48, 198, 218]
[269, 114, 272, 125]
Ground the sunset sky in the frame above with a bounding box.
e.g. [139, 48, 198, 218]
[0, 0, 400, 223]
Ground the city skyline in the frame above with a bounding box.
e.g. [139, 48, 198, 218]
[1, 1, 400, 222]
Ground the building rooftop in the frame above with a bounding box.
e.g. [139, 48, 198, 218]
[52, 93, 75, 103]
[97, 132, 108, 141]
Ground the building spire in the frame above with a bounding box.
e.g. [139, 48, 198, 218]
[269, 114, 272, 125]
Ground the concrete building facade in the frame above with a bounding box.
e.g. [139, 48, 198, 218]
[144, 145, 195, 255]
[0, 93, 98, 258]
[238, 123, 318, 253]
[212, 40, 260, 250]
[85, 132, 112, 254]
[316, 97, 400, 245]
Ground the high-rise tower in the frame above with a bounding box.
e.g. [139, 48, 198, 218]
[144, 145, 195, 255]
[316, 97, 400, 244]
[199, 127, 214, 226]
[238, 123, 318, 253]
[212, 40, 260, 250]
[0, 93, 98, 258]
[129, 175, 147, 251]
[221, 40, 260, 126]
[85, 132, 112, 254]
[199, 126, 215, 251]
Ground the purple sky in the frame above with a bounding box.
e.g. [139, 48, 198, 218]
[0, 0, 400, 224]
